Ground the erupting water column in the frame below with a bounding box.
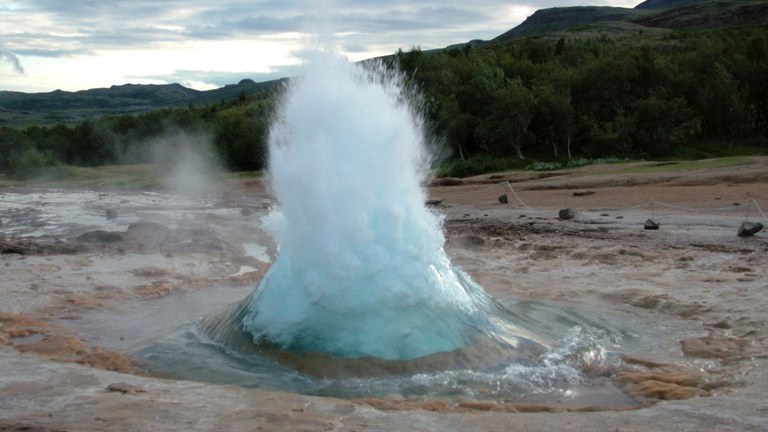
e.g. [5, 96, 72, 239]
[240, 50, 535, 361]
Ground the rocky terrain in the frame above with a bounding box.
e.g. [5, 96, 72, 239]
[1, 158, 768, 431]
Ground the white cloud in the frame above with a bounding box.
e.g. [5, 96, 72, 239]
[1, 0, 643, 92]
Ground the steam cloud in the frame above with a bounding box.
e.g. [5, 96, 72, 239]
[149, 130, 224, 198]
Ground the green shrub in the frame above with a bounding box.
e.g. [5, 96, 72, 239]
[527, 157, 628, 171]
[436, 155, 518, 177]
[7, 148, 61, 180]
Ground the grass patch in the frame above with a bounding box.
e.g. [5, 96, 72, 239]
[0, 164, 264, 189]
[543, 156, 758, 177]
[622, 156, 757, 174]
[526, 157, 628, 171]
[451, 155, 759, 179]
[436, 156, 526, 178]
[224, 170, 264, 179]
[0, 164, 162, 189]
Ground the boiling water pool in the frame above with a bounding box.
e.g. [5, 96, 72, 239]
[69, 285, 695, 408]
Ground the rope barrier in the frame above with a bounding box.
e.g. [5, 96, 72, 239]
[648, 199, 749, 213]
[749, 199, 768, 225]
[505, 181, 533, 209]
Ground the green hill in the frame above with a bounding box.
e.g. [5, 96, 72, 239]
[493, 0, 768, 41]
[2, 0, 767, 129]
[634, 0, 768, 29]
[492, 6, 644, 41]
[0, 78, 283, 127]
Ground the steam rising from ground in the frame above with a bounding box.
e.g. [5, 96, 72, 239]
[238, 51, 538, 361]
[149, 130, 223, 197]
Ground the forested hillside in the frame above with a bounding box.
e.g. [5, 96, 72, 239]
[394, 26, 768, 175]
[1, 0, 767, 179]
[0, 79, 280, 127]
[0, 90, 276, 178]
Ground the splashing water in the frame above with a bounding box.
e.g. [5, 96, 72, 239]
[232, 51, 545, 362]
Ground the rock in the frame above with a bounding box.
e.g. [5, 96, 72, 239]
[573, 191, 595, 197]
[240, 207, 253, 216]
[737, 221, 763, 237]
[498, 194, 508, 204]
[644, 219, 660, 230]
[107, 382, 146, 395]
[425, 199, 443, 206]
[76, 230, 125, 243]
[558, 207, 575, 220]
[105, 209, 118, 220]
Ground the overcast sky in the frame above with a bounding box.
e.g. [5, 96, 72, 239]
[1, 0, 640, 93]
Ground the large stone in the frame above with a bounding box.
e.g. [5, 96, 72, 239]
[498, 194, 508, 204]
[644, 219, 660, 230]
[737, 221, 763, 237]
[558, 207, 575, 220]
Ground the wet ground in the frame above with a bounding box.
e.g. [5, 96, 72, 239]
[2, 159, 768, 431]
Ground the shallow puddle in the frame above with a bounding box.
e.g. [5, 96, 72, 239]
[0, 189, 268, 237]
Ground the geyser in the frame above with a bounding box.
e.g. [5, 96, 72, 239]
[229, 51, 544, 362]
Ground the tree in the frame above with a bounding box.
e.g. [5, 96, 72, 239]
[744, 34, 768, 139]
[631, 94, 700, 157]
[697, 62, 747, 142]
[212, 99, 271, 171]
[530, 84, 575, 159]
[476, 79, 534, 160]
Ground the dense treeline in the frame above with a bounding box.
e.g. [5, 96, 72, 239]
[395, 26, 768, 174]
[0, 90, 276, 178]
[1, 26, 767, 179]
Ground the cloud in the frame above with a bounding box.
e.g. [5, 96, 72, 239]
[0, 51, 25, 74]
[140, 65, 302, 89]
[5, 1, 640, 55]
[1, 0, 641, 91]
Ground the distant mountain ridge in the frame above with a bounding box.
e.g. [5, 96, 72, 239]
[2, 0, 767, 127]
[494, 0, 768, 41]
[634, 0, 709, 10]
[634, 0, 768, 30]
[492, 6, 641, 41]
[0, 78, 282, 127]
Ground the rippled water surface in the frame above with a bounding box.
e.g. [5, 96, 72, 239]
[70, 286, 694, 408]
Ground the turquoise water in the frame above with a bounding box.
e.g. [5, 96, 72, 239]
[131, 295, 651, 406]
